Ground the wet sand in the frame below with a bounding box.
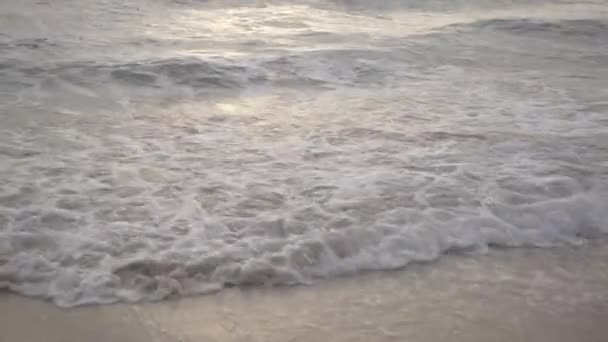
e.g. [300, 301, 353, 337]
[2, 241, 607, 342]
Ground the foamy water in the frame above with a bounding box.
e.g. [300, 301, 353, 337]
[0, 0, 607, 306]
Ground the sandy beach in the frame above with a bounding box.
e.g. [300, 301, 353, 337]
[2, 241, 607, 342]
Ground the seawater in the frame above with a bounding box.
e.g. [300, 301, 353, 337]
[0, 0, 607, 306]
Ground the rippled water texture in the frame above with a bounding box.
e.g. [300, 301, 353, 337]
[0, 0, 607, 306]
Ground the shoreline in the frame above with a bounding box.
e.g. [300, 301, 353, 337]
[2, 241, 607, 342]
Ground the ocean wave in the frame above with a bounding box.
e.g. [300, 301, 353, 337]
[0, 50, 400, 95]
[17, 57, 249, 89]
[0, 38, 58, 51]
[166, 0, 559, 11]
[448, 18, 608, 37]
[1, 187, 606, 306]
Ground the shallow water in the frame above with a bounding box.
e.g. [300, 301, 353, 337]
[0, 0, 607, 306]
